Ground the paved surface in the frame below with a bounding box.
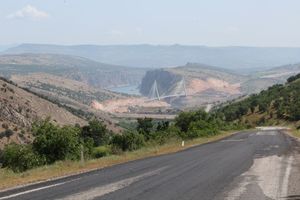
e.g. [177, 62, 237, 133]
[0, 129, 299, 200]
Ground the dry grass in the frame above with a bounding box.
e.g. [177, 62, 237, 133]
[0, 131, 237, 190]
[291, 128, 300, 138]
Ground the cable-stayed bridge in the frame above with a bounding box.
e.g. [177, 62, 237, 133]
[147, 78, 187, 100]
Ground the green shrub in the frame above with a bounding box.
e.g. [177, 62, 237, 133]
[92, 146, 111, 158]
[287, 73, 300, 83]
[81, 119, 110, 146]
[111, 131, 145, 151]
[137, 118, 153, 140]
[1, 144, 45, 172]
[149, 125, 180, 144]
[32, 119, 81, 163]
[176, 119, 218, 139]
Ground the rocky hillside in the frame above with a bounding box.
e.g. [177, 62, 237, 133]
[10, 73, 127, 107]
[140, 63, 247, 107]
[140, 63, 300, 108]
[218, 73, 300, 127]
[0, 78, 86, 148]
[0, 53, 146, 88]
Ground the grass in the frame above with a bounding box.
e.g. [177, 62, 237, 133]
[291, 127, 300, 138]
[0, 130, 237, 190]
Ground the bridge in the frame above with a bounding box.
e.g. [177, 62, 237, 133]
[147, 78, 187, 100]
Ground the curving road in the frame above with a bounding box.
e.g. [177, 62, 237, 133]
[0, 129, 299, 200]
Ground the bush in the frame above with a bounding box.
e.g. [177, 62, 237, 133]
[0, 129, 14, 139]
[149, 125, 180, 144]
[1, 144, 45, 172]
[175, 110, 211, 132]
[287, 73, 300, 83]
[137, 118, 153, 139]
[184, 120, 218, 139]
[92, 146, 111, 158]
[81, 119, 110, 146]
[32, 119, 81, 163]
[175, 111, 197, 132]
[111, 131, 145, 151]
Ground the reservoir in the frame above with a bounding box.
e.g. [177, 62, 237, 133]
[108, 85, 141, 95]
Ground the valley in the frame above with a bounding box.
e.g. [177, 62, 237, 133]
[2, 2, 300, 199]
[0, 52, 299, 119]
[0, 45, 299, 151]
[0, 46, 300, 198]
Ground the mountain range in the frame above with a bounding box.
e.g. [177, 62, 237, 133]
[3, 44, 300, 70]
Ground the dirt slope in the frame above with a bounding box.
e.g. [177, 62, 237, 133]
[0, 78, 86, 148]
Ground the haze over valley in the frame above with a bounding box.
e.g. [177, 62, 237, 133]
[0, 46, 299, 113]
[1, 1, 300, 199]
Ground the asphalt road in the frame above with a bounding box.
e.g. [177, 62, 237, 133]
[0, 129, 299, 200]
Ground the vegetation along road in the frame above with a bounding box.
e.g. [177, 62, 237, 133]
[0, 127, 299, 200]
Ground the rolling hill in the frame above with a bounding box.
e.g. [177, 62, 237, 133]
[217, 73, 300, 127]
[0, 53, 146, 88]
[10, 73, 127, 107]
[0, 77, 86, 148]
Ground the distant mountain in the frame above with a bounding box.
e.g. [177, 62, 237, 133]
[4, 44, 300, 69]
[256, 63, 300, 80]
[0, 53, 146, 88]
[0, 45, 17, 53]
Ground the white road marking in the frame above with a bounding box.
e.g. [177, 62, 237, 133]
[57, 166, 168, 200]
[256, 131, 277, 136]
[280, 156, 293, 197]
[0, 179, 80, 200]
[221, 139, 244, 142]
[256, 126, 289, 131]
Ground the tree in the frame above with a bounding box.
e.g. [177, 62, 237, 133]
[289, 103, 300, 121]
[287, 73, 300, 83]
[258, 102, 268, 113]
[175, 112, 196, 132]
[1, 144, 44, 172]
[32, 120, 81, 163]
[137, 118, 153, 139]
[81, 119, 110, 146]
[111, 131, 145, 151]
[187, 120, 218, 138]
[156, 121, 169, 132]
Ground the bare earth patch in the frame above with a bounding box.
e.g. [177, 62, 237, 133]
[91, 98, 170, 113]
[187, 78, 241, 95]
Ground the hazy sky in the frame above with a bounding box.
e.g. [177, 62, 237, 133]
[1, 0, 300, 46]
